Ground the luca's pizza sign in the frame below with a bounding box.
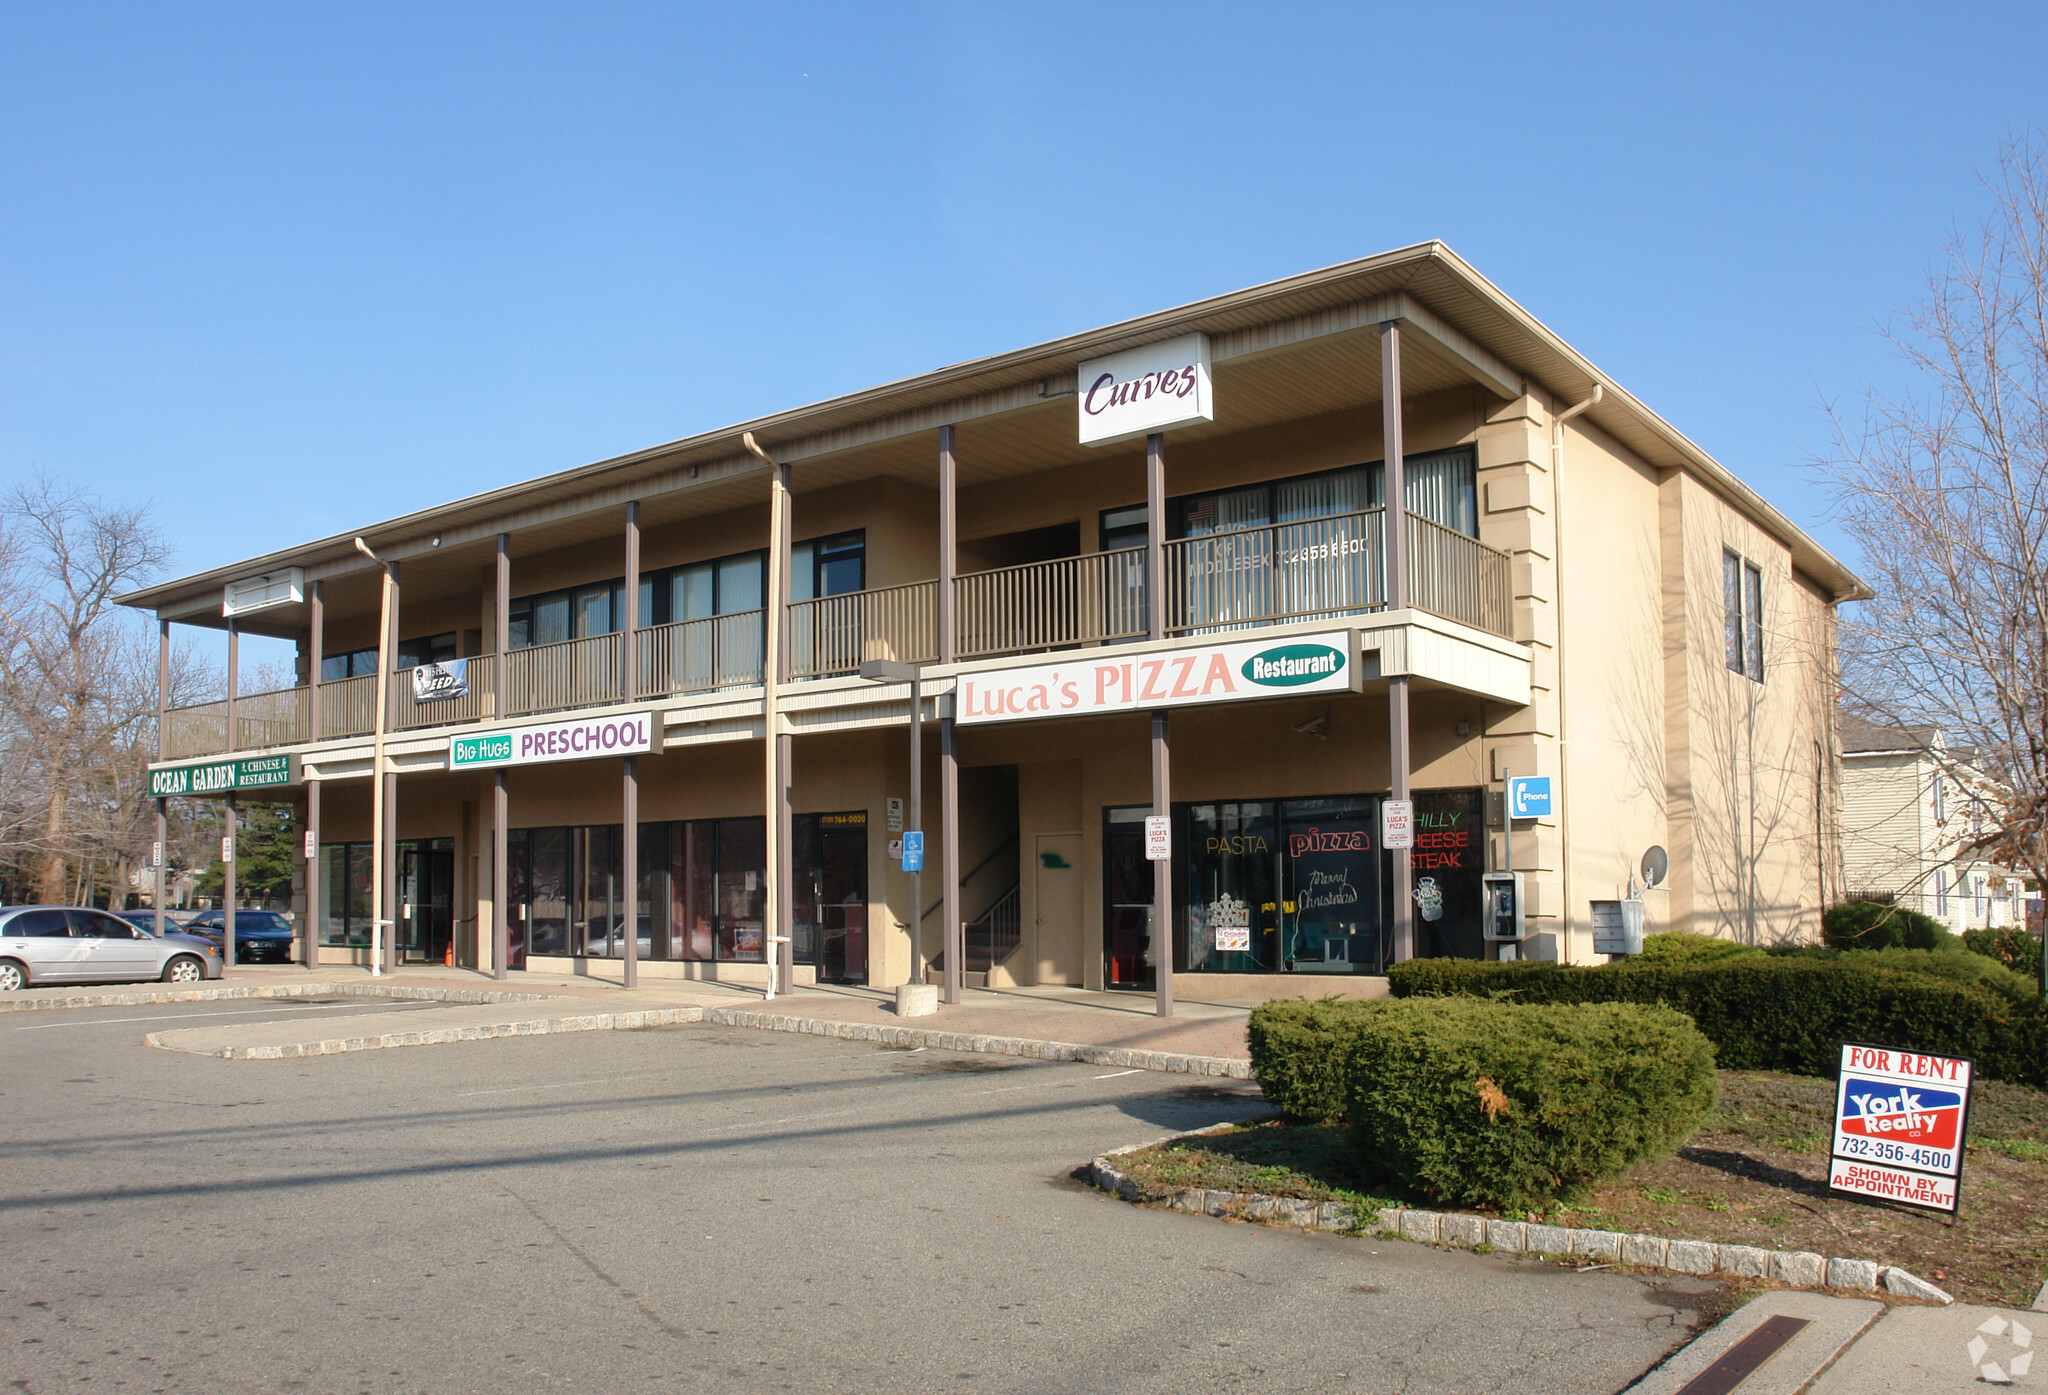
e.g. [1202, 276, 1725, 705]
[1827, 1043, 1973, 1213]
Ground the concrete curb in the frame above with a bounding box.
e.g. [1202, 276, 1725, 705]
[0, 982, 564, 1012]
[145, 1006, 707, 1058]
[699, 1006, 1254, 1077]
[1084, 1128, 1954, 1306]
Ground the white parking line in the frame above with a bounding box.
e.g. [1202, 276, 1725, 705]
[456, 1072, 663, 1098]
[1093, 1069, 1143, 1079]
[12, 1002, 445, 1030]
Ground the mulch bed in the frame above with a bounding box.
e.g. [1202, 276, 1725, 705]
[1110, 1069, 2048, 1308]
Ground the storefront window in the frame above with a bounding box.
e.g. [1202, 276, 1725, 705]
[317, 843, 373, 946]
[1107, 787, 1487, 980]
[716, 818, 767, 960]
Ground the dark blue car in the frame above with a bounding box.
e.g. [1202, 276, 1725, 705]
[179, 910, 299, 963]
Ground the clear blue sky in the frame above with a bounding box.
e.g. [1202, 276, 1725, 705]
[5, 2, 2045, 598]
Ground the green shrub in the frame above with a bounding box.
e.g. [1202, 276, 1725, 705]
[1636, 931, 1761, 965]
[1965, 925, 2044, 986]
[1823, 899, 1955, 951]
[1341, 997, 1717, 1211]
[1247, 998, 1379, 1124]
[1852, 945, 2038, 1003]
[1388, 955, 2047, 1086]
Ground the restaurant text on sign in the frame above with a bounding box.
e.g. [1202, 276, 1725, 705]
[955, 634, 1354, 726]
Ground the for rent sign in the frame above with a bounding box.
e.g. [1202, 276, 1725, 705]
[954, 633, 1355, 726]
[1827, 1042, 1974, 1213]
[448, 711, 660, 771]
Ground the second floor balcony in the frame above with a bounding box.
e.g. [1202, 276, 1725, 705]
[160, 506, 1510, 761]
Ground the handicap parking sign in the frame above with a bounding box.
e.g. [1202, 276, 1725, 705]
[900, 830, 924, 872]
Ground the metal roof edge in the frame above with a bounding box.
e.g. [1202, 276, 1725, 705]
[118, 239, 1873, 610]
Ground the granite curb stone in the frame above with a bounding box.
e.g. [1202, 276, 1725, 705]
[698, 1006, 1253, 1077]
[1, 981, 565, 1012]
[1084, 1124, 1952, 1305]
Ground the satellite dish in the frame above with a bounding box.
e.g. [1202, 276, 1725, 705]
[1641, 846, 1669, 889]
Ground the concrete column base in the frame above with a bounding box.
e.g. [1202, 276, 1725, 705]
[896, 983, 939, 1017]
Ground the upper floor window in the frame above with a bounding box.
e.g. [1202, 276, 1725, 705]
[320, 632, 455, 680]
[1932, 774, 1947, 825]
[505, 532, 864, 650]
[791, 531, 866, 602]
[1100, 449, 1477, 550]
[1723, 550, 1763, 682]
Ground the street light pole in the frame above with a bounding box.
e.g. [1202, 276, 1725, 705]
[354, 536, 393, 978]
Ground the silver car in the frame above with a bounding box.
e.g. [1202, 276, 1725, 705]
[0, 906, 224, 990]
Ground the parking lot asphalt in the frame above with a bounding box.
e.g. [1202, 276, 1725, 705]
[1, 1003, 1731, 1393]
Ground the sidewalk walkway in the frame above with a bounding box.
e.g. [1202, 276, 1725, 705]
[1632, 1288, 2046, 1393]
[98, 966, 1256, 1071]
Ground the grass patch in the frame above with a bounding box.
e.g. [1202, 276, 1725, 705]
[1112, 1069, 2048, 1308]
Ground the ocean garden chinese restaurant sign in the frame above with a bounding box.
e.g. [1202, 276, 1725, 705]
[1827, 1043, 1973, 1213]
[147, 754, 299, 797]
[955, 633, 1356, 725]
[449, 711, 660, 771]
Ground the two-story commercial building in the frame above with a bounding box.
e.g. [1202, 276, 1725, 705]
[119, 242, 1868, 1005]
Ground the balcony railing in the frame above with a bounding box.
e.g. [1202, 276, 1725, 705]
[639, 610, 765, 699]
[789, 580, 937, 680]
[396, 654, 497, 731]
[954, 551, 1147, 660]
[156, 516, 1512, 760]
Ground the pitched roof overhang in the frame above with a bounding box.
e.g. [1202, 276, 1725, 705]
[118, 240, 1871, 629]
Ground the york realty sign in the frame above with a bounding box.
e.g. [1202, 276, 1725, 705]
[1827, 1042, 1973, 1213]
[955, 633, 1356, 726]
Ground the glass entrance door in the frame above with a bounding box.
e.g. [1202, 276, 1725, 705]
[398, 839, 454, 964]
[1102, 808, 1155, 989]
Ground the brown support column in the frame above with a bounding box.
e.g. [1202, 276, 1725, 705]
[622, 501, 641, 988]
[154, 617, 169, 937]
[304, 779, 321, 967]
[1382, 320, 1414, 963]
[774, 468, 795, 995]
[382, 562, 401, 972]
[939, 426, 957, 664]
[223, 792, 238, 968]
[309, 581, 324, 742]
[1146, 433, 1166, 641]
[941, 714, 961, 1005]
[306, 578, 323, 968]
[1152, 710, 1174, 1017]
[935, 425, 956, 992]
[224, 618, 238, 967]
[494, 532, 511, 980]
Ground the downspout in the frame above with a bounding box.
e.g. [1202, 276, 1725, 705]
[1550, 383, 1602, 962]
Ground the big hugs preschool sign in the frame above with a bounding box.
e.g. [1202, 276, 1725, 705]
[1076, 333, 1214, 446]
[955, 633, 1355, 725]
[1827, 1043, 1974, 1213]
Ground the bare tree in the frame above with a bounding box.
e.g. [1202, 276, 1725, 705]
[0, 475, 172, 904]
[1821, 127, 2048, 989]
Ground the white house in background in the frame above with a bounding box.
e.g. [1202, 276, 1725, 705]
[1839, 712, 2030, 931]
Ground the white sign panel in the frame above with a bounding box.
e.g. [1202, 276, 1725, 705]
[956, 633, 1354, 726]
[221, 835, 235, 864]
[448, 712, 660, 770]
[1380, 799, 1414, 850]
[1143, 815, 1172, 862]
[1827, 1043, 1972, 1212]
[302, 830, 316, 861]
[886, 797, 904, 832]
[1077, 332, 1214, 446]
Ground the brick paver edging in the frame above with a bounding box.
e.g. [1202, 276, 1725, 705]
[0, 982, 567, 1013]
[1085, 1128, 1955, 1306]
[700, 1006, 1254, 1077]
[145, 1006, 707, 1058]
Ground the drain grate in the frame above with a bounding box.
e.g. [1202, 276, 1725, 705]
[1674, 1315, 1811, 1395]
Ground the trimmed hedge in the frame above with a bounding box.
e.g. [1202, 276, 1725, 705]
[1247, 998, 1382, 1124]
[1387, 955, 2047, 1087]
[1966, 925, 2045, 986]
[1823, 899, 1954, 951]
[1342, 997, 1717, 1210]
[1636, 931, 1761, 965]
